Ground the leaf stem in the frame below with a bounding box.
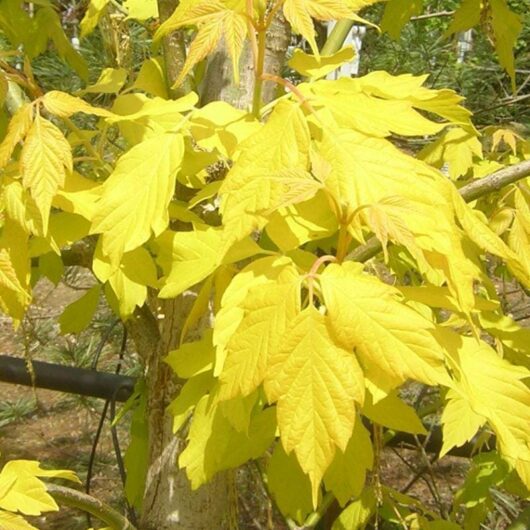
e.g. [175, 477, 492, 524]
[63, 116, 112, 175]
[301, 492, 335, 528]
[336, 223, 352, 262]
[252, 22, 267, 117]
[261, 73, 319, 117]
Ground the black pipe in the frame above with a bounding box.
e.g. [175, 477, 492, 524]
[0, 356, 495, 457]
[0, 355, 135, 402]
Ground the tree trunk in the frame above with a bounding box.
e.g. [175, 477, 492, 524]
[127, 298, 230, 530]
[127, 3, 232, 530]
[129, 6, 291, 529]
[201, 11, 291, 109]
[157, 0, 193, 97]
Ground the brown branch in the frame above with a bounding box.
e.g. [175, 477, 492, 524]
[348, 159, 530, 263]
[459, 159, 530, 202]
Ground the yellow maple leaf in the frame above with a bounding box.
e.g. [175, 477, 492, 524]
[41, 91, 113, 118]
[440, 389, 486, 458]
[0, 104, 34, 168]
[154, 0, 248, 85]
[265, 305, 364, 504]
[443, 333, 530, 488]
[320, 262, 449, 395]
[80, 0, 110, 36]
[20, 116, 72, 233]
[283, 0, 371, 56]
[214, 256, 297, 375]
[91, 133, 184, 266]
[420, 127, 483, 180]
[219, 264, 300, 399]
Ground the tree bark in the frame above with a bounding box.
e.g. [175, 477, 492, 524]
[157, 0, 193, 97]
[128, 2, 232, 529]
[128, 297, 230, 530]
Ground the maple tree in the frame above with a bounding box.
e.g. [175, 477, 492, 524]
[0, 0, 529, 529]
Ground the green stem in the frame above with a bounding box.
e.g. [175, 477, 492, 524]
[336, 223, 352, 263]
[63, 116, 112, 175]
[46, 483, 136, 530]
[301, 492, 335, 529]
[321, 20, 354, 56]
[252, 26, 267, 117]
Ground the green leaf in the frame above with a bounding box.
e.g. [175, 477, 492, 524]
[179, 396, 276, 488]
[267, 444, 314, 524]
[288, 46, 355, 79]
[324, 419, 373, 506]
[59, 285, 101, 335]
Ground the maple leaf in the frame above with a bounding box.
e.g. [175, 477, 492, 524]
[220, 100, 313, 249]
[179, 396, 276, 488]
[214, 256, 298, 376]
[218, 265, 301, 400]
[154, 0, 247, 85]
[91, 133, 184, 266]
[320, 262, 449, 395]
[0, 104, 33, 168]
[283, 0, 373, 56]
[420, 127, 483, 180]
[443, 332, 530, 488]
[20, 116, 72, 233]
[265, 305, 365, 504]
